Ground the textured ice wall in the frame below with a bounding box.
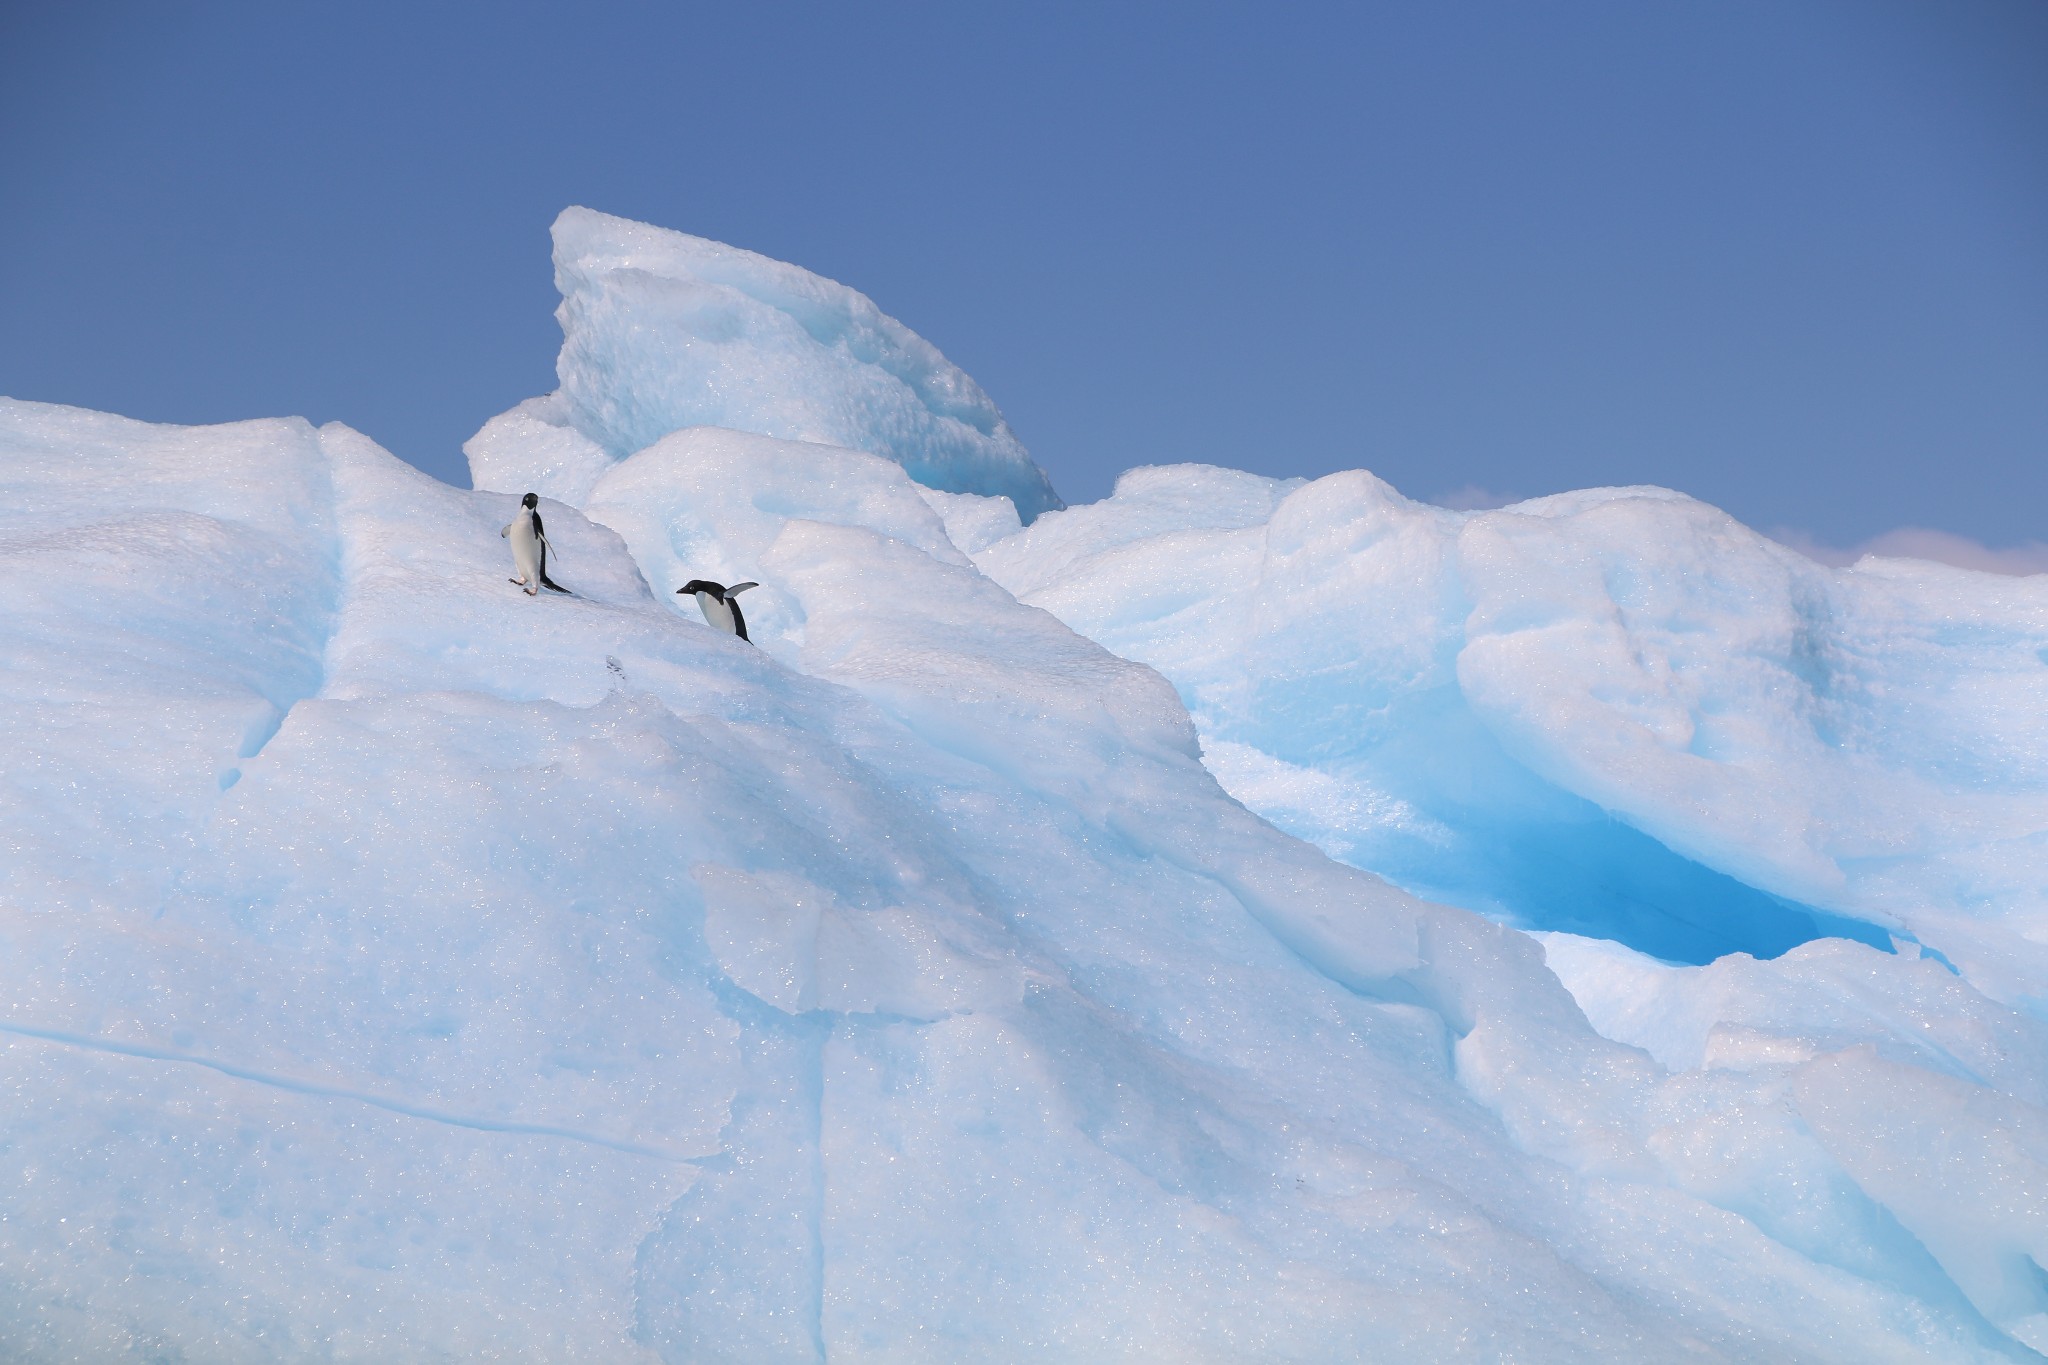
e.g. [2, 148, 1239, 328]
[467, 207, 1061, 521]
[14, 397, 2048, 1359]
[977, 465, 2048, 994]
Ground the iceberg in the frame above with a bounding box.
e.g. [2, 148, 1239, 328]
[5, 207, 2048, 1361]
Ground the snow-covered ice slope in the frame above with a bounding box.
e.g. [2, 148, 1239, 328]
[5, 394, 2048, 1361]
[465, 207, 1061, 522]
[975, 465, 2048, 995]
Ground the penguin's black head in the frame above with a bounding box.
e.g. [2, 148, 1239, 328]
[678, 579, 722, 600]
[521, 492, 539, 509]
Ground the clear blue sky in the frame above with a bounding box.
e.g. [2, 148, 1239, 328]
[4, 1, 2043, 547]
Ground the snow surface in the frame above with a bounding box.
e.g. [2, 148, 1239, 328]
[6, 207, 2048, 1361]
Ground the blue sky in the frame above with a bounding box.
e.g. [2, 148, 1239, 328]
[3, 1, 2043, 551]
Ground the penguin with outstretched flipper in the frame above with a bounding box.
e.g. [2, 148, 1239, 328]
[502, 493, 570, 596]
[678, 579, 758, 641]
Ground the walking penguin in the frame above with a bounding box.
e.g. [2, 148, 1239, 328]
[502, 493, 569, 596]
[678, 579, 758, 642]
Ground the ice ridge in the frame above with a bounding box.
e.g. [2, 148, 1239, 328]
[466, 207, 1062, 522]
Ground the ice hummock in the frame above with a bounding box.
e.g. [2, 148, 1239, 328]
[974, 463, 2048, 992]
[6, 204, 2048, 1360]
[466, 207, 1062, 522]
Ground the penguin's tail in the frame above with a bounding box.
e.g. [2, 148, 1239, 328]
[538, 539, 572, 594]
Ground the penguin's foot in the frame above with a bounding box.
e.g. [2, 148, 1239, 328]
[524, 586, 538, 596]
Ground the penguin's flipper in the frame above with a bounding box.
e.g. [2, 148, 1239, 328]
[729, 599, 751, 643]
[728, 581, 759, 595]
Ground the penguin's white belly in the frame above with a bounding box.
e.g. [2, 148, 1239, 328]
[508, 518, 542, 583]
[694, 591, 737, 634]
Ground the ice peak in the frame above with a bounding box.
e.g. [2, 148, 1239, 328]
[467, 207, 1062, 522]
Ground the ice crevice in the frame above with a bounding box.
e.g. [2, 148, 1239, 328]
[219, 426, 347, 792]
[634, 962, 832, 1365]
[0, 1017, 702, 1164]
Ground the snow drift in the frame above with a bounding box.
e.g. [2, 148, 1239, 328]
[3, 207, 2047, 1362]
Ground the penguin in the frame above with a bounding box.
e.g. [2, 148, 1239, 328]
[678, 579, 758, 641]
[502, 493, 569, 596]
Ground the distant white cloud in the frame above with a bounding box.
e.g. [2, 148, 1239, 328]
[1771, 525, 2048, 577]
[1429, 484, 1522, 511]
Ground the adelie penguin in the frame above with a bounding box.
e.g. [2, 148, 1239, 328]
[678, 579, 758, 642]
[502, 493, 569, 596]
